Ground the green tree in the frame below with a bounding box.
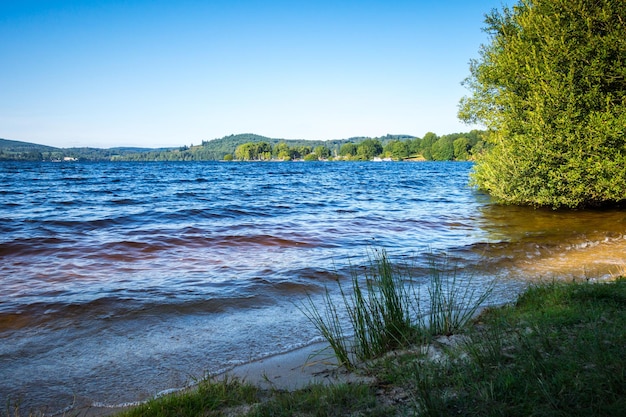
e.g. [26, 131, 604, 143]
[384, 140, 410, 160]
[234, 142, 255, 160]
[356, 139, 383, 160]
[339, 143, 357, 158]
[291, 146, 312, 160]
[255, 142, 272, 161]
[274, 142, 291, 160]
[453, 137, 471, 160]
[314, 145, 331, 159]
[420, 132, 438, 160]
[431, 137, 455, 161]
[408, 137, 422, 157]
[234, 142, 272, 160]
[459, 0, 626, 208]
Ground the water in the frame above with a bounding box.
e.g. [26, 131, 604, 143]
[1, 161, 625, 413]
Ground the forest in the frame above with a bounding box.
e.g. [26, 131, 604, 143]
[229, 131, 487, 161]
[0, 131, 487, 162]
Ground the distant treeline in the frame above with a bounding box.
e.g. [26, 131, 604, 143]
[0, 138, 171, 162]
[110, 133, 420, 162]
[230, 131, 488, 162]
[113, 131, 488, 162]
[0, 131, 488, 162]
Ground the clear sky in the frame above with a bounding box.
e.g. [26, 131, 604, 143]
[0, 0, 508, 148]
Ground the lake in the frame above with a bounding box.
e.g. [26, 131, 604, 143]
[1, 161, 624, 413]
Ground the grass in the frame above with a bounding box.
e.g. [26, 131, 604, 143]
[302, 249, 419, 369]
[381, 278, 626, 416]
[248, 382, 388, 417]
[419, 255, 493, 336]
[302, 249, 493, 369]
[115, 379, 388, 417]
[118, 376, 259, 417]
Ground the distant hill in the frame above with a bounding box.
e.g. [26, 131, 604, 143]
[0, 138, 177, 161]
[113, 133, 420, 161]
[0, 133, 424, 162]
[0, 138, 56, 152]
[198, 133, 364, 158]
[0, 138, 60, 161]
[201, 133, 419, 156]
[0, 138, 58, 152]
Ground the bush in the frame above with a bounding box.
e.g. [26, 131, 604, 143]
[460, 0, 626, 208]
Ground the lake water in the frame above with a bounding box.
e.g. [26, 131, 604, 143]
[1, 161, 625, 414]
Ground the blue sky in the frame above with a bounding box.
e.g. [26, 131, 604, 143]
[0, 0, 508, 148]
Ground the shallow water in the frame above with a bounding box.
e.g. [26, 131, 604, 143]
[1, 161, 624, 413]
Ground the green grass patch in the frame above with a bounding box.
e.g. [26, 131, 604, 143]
[110, 379, 388, 417]
[403, 278, 626, 416]
[248, 382, 388, 417]
[118, 376, 259, 417]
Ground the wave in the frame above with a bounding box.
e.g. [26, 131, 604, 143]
[0, 275, 323, 333]
[0, 236, 75, 257]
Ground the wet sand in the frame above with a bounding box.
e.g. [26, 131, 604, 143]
[74, 341, 368, 417]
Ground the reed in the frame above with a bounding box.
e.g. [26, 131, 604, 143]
[418, 256, 494, 336]
[345, 249, 417, 360]
[302, 249, 493, 369]
[302, 287, 352, 368]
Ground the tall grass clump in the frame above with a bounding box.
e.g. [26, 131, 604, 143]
[302, 249, 416, 369]
[347, 249, 417, 360]
[303, 249, 494, 369]
[419, 256, 494, 336]
[302, 284, 353, 368]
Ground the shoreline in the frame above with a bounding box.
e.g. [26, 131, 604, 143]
[57, 274, 623, 417]
[72, 341, 369, 417]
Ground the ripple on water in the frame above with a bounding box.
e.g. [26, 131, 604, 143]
[1, 161, 625, 414]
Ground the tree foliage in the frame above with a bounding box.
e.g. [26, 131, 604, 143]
[339, 143, 358, 158]
[431, 137, 455, 161]
[1, 132, 488, 162]
[453, 137, 471, 160]
[383, 140, 410, 160]
[355, 139, 384, 160]
[460, 0, 626, 208]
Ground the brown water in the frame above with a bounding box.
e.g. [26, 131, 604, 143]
[474, 204, 626, 280]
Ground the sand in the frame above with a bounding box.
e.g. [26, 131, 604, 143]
[74, 341, 368, 417]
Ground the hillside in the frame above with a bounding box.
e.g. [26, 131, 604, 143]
[3, 132, 487, 162]
[0, 138, 60, 161]
[0, 134, 359, 161]
[104, 133, 419, 161]
[197, 133, 372, 160]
